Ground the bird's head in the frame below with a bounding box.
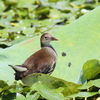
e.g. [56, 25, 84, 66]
[41, 33, 58, 47]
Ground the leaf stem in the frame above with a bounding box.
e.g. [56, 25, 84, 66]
[85, 97, 87, 100]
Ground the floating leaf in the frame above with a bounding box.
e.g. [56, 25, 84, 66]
[49, 9, 61, 19]
[0, 1, 5, 13]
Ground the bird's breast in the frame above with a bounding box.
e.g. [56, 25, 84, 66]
[43, 47, 57, 61]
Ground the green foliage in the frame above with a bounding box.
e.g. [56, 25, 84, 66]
[22, 73, 81, 96]
[0, 0, 99, 48]
[0, 77, 80, 100]
[0, 76, 100, 100]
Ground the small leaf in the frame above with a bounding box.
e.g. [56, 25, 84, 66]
[67, 92, 98, 98]
[79, 79, 100, 90]
[30, 81, 65, 100]
[26, 92, 40, 100]
[0, 1, 5, 13]
[2, 93, 16, 100]
[49, 9, 61, 19]
[78, 81, 93, 90]
[83, 59, 100, 80]
[22, 28, 35, 35]
[90, 79, 100, 88]
[14, 94, 25, 100]
[0, 80, 8, 88]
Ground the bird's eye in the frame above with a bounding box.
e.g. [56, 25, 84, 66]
[44, 37, 48, 40]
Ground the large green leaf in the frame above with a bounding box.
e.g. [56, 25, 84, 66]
[0, 7, 100, 85]
[0, 36, 39, 84]
[52, 6, 100, 83]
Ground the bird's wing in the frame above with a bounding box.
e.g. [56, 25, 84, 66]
[34, 56, 56, 74]
[21, 56, 56, 78]
[22, 47, 57, 70]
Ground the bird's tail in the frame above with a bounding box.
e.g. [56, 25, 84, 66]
[8, 65, 26, 80]
[14, 71, 25, 80]
[8, 65, 27, 72]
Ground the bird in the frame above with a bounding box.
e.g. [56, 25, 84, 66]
[9, 33, 58, 80]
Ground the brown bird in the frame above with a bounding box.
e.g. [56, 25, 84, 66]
[9, 33, 58, 80]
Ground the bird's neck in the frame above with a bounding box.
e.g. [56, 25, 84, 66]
[41, 43, 56, 53]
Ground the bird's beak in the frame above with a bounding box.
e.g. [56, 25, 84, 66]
[51, 37, 58, 41]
